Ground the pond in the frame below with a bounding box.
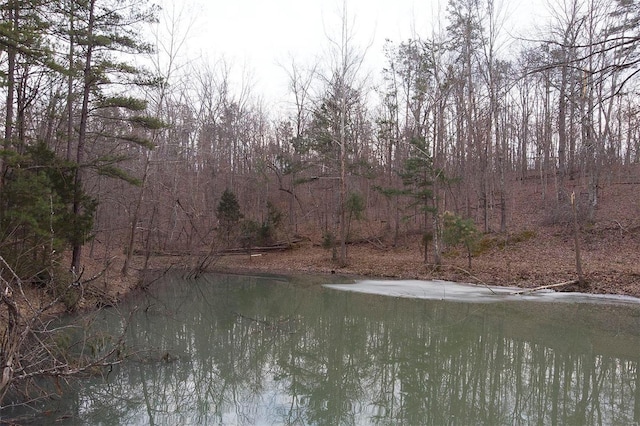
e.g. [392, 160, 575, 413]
[5, 272, 640, 425]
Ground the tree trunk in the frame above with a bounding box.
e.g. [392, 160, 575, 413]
[71, 0, 97, 273]
[122, 153, 151, 276]
[571, 191, 585, 286]
[66, 0, 76, 161]
[1, 1, 18, 185]
[337, 0, 349, 267]
[558, 63, 568, 193]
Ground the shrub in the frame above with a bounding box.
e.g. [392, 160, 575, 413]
[322, 231, 335, 250]
[216, 189, 243, 245]
[442, 211, 481, 268]
[475, 229, 537, 253]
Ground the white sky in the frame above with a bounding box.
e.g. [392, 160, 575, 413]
[153, 0, 542, 110]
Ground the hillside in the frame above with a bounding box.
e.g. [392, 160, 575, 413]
[207, 167, 640, 297]
[8, 165, 638, 320]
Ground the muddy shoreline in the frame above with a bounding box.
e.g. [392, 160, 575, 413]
[197, 240, 640, 299]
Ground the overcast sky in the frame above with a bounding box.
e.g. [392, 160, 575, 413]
[152, 0, 540, 107]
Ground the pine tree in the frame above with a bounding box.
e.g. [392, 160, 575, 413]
[398, 137, 444, 264]
[68, 0, 161, 272]
[216, 189, 243, 246]
[0, 143, 95, 279]
[0, 0, 53, 179]
[442, 211, 480, 269]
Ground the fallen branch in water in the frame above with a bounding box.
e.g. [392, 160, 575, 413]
[448, 265, 497, 295]
[512, 280, 579, 295]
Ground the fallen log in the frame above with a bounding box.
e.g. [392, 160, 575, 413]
[135, 240, 299, 257]
[512, 280, 579, 295]
[222, 244, 290, 254]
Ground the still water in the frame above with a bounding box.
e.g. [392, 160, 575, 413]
[10, 273, 640, 425]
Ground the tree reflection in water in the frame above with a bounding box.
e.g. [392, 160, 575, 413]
[27, 273, 640, 425]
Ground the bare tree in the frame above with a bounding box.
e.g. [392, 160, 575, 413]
[315, 0, 369, 266]
[0, 255, 128, 407]
[122, 2, 193, 276]
[278, 58, 317, 232]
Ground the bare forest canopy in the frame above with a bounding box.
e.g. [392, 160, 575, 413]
[1, 0, 640, 278]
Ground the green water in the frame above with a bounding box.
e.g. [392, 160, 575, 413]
[6, 273, 640, 425]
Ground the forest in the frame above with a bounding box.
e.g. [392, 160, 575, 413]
[1, 0, 640, 408]
[0, 0, 639, 282]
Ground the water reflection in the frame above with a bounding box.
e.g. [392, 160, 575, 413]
[21, 274, 640, 424]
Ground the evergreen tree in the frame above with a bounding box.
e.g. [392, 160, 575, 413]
[68, 0, 161, 271]
[216, 189, 243, 245]
[0, 143, 95, 280]
[0, 0, 54, 178]
[398, 137, 444, 264]
[442, 211, 480, 269]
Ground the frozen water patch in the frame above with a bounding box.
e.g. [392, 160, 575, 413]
[324, 279, 640, 305]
